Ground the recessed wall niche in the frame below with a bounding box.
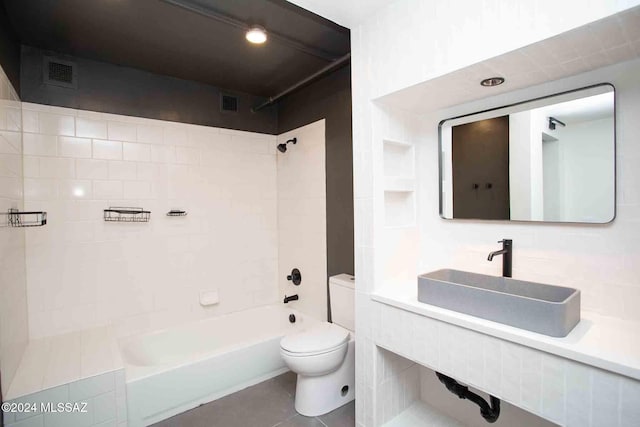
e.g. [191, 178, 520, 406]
[383, 139, 415, 227]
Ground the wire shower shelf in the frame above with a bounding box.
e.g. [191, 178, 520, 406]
[3, 208, 47, 227]
[104, 207, 151, 223]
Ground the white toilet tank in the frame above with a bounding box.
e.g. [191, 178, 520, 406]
[329, 274, 355, 331]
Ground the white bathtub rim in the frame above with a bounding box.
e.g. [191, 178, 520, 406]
[120, 305, 320, 382]
[119, 303, 300, 344]
[124, 333, 288, 382]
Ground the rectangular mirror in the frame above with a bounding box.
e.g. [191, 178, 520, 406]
[439, 84, 615, 223]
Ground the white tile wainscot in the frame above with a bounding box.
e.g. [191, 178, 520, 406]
[371, 285, 640, 427]
[3, 326, 127, 427]
[3, 371, 127, 427]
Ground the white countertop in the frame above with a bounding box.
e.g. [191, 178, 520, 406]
[372, 282, 640, 381]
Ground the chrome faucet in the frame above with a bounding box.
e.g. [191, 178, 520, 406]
[487, 239, 512, 278]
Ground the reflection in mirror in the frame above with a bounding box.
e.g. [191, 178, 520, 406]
[439, 84, 615, 223]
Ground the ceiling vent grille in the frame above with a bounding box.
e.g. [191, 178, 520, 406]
[43, 57, 77, 88]
[221, 94, 238, 113]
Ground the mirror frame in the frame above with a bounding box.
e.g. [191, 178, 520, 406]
[438, 83, 616, 224]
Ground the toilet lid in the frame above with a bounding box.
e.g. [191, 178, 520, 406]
[280, 323, 349, 354]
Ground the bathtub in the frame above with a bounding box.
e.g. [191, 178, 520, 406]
[121, 305, 318, 427]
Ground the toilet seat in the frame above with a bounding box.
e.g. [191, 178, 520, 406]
[280, 322, 349, 356]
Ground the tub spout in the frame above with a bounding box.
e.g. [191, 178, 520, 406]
[283, 294, 299, 304]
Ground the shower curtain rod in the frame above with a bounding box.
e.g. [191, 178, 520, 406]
[251, 53, 351, 112]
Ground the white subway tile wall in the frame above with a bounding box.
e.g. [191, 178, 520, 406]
[374, 348, 420, 425]
[4, 370, 127, 427]
[21, 103, 279, 339]
[277, 120, 328, 321]
[373, 301, 640, 427]
[412, 60, 640, 322]
[0, 65, 29, 398]
[350, 2, 640, 426]
[92, 140, 122, 161]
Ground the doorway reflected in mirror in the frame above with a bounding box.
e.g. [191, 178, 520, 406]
[440, 84, 615, 224]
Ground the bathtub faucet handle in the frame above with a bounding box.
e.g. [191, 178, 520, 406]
[287, 268, 302, 286]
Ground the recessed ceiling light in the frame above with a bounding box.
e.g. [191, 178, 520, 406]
[246, 26, 267, 44]
[480, 77, 505, 87]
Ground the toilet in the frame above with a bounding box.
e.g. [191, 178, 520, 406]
[280, 274, 355, 417]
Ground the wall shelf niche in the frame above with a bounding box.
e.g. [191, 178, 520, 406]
[384, 177, 415, 193]
[383, 138, 416, 227]
[383, 139, 415, 180]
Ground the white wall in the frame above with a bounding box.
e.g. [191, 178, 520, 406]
[530, 109, 545, 221]
[554, 117, 615, 222]
[543, 139, 563, 221]
[416, 60, 640, 322]
[509, 111, 535, 219]
[21, 103, 279, 339]
[439, 126, 453, 219]
[353, 0, 640, 100]
[277, 120, 328, 321]
[509, 109, 545, 221]
[0, 66, 28, 397]
[349, 1, 640, 425]
[419, 366, 556, 427]
[409, 64, 639, 427]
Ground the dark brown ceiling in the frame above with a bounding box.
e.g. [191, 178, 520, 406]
[3, 0, 350, 97]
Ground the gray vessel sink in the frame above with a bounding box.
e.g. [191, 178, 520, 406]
[417, 269, 581, 337]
